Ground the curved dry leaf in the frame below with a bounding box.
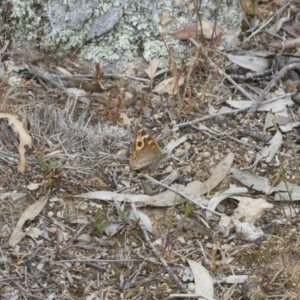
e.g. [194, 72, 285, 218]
[252, 130, 282, 167]
[207, 186, 248, 211]
[129, 208, 153, 233]
[145, 58, 160, 79]
[226, 275, 248, 284]
[227, 54, 271, 72]
[273, 181, 300, 201]
[230, 168, 272, 194]
[74, 191, 151, 202]
[267, 17, 289, 34]
[66, 88, 88, 97]
[274, 191, 300, 201]
[9, 196, 48, 247]
[0, 113, 33, 173]
[206, 152, 234, 193]
[187, 259, 214, 300]
[0, 192, 27, 201]
[56, 66, 72, 75]
[168, 21, 221, 40]
[153, 77, 184, 95]
[275, 107, 293, 132]
[226, 100, 253, 109]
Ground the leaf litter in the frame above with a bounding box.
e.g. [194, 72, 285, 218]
[1, 1, 300, 299]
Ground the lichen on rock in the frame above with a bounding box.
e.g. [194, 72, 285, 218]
[0, 0, 243, 72]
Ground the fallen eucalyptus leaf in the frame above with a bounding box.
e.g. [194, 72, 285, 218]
[188, 259, 214, 300]
[227, 54, 271, 72]
[252, 130, 282, 167]
[230, 168, 272, 194]
[9, 196, 48, 247]
[153, 77, 184, 95]
[0, 113, 33, 173]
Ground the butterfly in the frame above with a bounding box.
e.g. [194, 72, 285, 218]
[130, 129, 167, 170]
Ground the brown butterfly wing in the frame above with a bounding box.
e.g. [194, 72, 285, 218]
[130, 129, 164, 170]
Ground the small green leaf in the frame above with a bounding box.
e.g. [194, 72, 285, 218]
[49, 160, 61, 170]
[97, 220, 109, 232]
[117, 208, 127, 222]
[37, 154, 48, 172]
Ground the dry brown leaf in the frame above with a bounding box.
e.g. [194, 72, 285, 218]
[282, 24, 299, 38]
[227, 54, 271, 72]
[168, 21, 221, 40]
[153, 77, 184, 95]
[0, 113, 33, 173]
[8, 195, 48, 247]
[267, 17, 289, 34]
[144, 58, 160, 79]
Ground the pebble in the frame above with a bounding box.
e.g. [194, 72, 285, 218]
[188, 283, 195, 292]
[77, 234, 92, 243]
[78, 202, 88, 210]
[202, 151, 210, 158]
[165, 165, 173, 173]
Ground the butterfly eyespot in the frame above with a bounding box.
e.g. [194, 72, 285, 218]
[135, 139, 145, 150]
[132, 153, 138, 162]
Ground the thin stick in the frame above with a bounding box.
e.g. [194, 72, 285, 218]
[241, 0, 292, 45]
[189, 38, 256, 103]
[60, 259, 141, 263]
[131, 203, 190, 294]
[164, 294, 208, 299]
[248, 62, 300, 115]
[57, 73, 151, 83]
[173, 107, 246, 130]
[140, 174, 222, 217]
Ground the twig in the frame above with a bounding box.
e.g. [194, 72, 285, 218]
[173, 107, 246, 130]
[239, 128, 300, 150]
[58, 73, 151, 83]
[261, 90, 297, 105]
[172, 74, 296, 129]
[60, 259, 141, 263]
[248, 62, 300, 115]
[124, 260, 146, 289]
[103, 73, 150, 83]
[241, 0, 292, 45]
[0, 276, 21, 282]
[189, 38, 256, 103]
[130, 203, 190, 294]
[230, 69, 272, 81]
[27, 67, 151, 88]
[139, 174, 222, 217]
[197, 240, 209, 265]
[164, 294, 206, 299]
